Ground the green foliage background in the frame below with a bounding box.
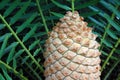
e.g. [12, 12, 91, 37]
[0, 0, 120, 80]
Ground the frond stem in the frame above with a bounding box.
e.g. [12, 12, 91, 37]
[36, 0, 49, 35]
[101, 38, 120, 72]
[72, 0, 75, 13]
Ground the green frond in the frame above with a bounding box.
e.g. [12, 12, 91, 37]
[6, 47, 15, 64]
[3, 0, 20, 17]
[51, 0, 71, 10]
[0, 35, 10, 59]
[76, 0, 99, 9]
[0, 73, 5, 80]
[10, 1, 30, 25]
[16, 13, 37, 34]
[1, 67, 12, 80]
[51, 12, 64, 18]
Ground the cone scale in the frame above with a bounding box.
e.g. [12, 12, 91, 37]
[43, 11, 101, 80]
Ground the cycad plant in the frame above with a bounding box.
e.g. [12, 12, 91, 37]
[0, 0, 120, 80]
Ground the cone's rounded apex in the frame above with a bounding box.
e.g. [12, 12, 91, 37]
[60, 11, 84, 23]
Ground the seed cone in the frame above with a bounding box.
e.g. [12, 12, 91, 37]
[43, 11, 101, 80]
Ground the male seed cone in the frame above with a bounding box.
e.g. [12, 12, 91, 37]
[43, 11, 101, 80]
